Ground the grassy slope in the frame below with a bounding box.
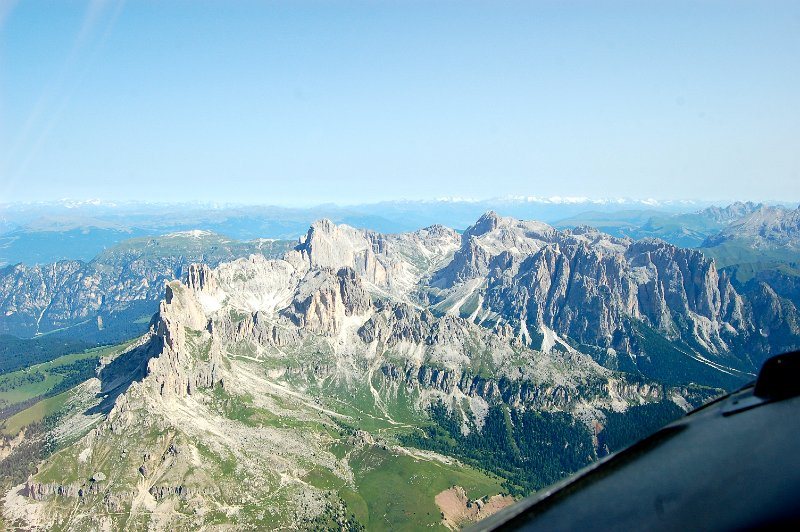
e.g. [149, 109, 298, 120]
[0, 342, 133, 434]
[289, 371, 507, 529]
[0, 351, 96, 405]
[216, 371, 507, 528]
[1, 392, 71, 436]
[348, 446, 502, 531]
[22, 374, 505, 530]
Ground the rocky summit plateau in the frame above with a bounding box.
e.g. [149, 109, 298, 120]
[2, 212, 798, 530]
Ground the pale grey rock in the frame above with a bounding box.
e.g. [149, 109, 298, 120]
[147, 280, 223, 398]
[186, 263, 218, 293]
[282, 267, 371, 335]
[704, 204, 800, 249]
[430, 213, 754, 359]
[0, 234, 291, 337]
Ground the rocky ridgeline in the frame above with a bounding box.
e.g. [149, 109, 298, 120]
[434, 213, 748, 354]
[703, 204, 800, 249]
[147, 281, 224, 398]
[185, 263, 218, 293]
[135, 212, 796, 401]
[379, 362, 664, 412]
[211, 310, 301, 346]
[45, 212, 797, 420]
[0, 234, 291, 337]
[508, 237, 740, 348]
[699, 201, 763, 225]
[358, 301, 470, 346]
[25, 476, 131, 514]
[25, 472, 197, 507]
[114, 219, 676, 421]
[282, 267, 371, 335]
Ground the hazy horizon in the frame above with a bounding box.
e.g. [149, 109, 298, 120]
[2, 195, 798, 211]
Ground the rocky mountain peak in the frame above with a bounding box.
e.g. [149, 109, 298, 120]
[699, 201, 762, 224]
[282, 266, 371, 335]
[186, 263, 217, 293]
[149, 280, 222, 397]
[295, 219, 378, 273]
[286, 219, 465, 299]
[419, 224, 457, 238]
[703, 204, 800, 249]
[464, 211, 503, 239]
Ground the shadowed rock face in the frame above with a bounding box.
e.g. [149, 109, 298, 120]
[426, 214, 797, 369]
[185, 263, 217, 293]
[146, 282, 223, 398]
[281, 267, 371, 335]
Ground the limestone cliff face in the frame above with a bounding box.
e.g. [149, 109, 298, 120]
[282, 267, 371, 335]
[358, 302, 436, 346]
[432, 237, 494, 287]
[292, 219, 460, 297]
[740, 281, 800, 355]
[432, 212, 554, 288]
[294, 220, 397, 289]
[379, 362, 665, 412]
[431, 214, 753, 357]
[24, 480, 108, 501]
[211, 310, 301, 347]
[185, 263, 218, 293]
[146, 280, 223, 398]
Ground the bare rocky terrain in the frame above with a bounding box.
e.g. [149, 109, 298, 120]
[2, 212, 798, 530]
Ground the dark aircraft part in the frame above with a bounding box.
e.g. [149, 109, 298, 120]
[471, 351, 800, 531]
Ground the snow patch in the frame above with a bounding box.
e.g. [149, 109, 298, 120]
[540, 324, 557, 353]
[165, 229, 214, 238]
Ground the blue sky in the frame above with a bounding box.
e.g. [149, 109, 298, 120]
[1, 1, 798, 205]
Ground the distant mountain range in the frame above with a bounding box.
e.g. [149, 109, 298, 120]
[0, 232, 292, 342]
[3, 200, 797, 346]
[554, 201, 766, 248]
[1, 198, 722, 266]
[556, 201, 800, 286]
